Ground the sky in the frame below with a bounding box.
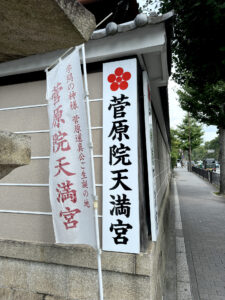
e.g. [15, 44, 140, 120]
[137, 0, 218, 143]
[168, 79, 218, 142]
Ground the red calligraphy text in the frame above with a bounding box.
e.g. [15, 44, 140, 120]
[74, 124, 81, 134]
[82, 180, 88, 189]
[52, 82, 63, 106]
[81, 169, 87, 179]
[60, 207, 81, 229]
[70, 101, 78, 110]
[69, 91, 76, 100]
[66, 64, 72, 73]
[56, 180, 77, 204]
[54, 157, 76, 177]
[79, 153, 85, 161]
[67, 73, 73, 83]
[53, 131, 71, 153]
[68, 82, 74, 90]
[75, 133, 82, 143]
[84, 200, 90, 208]
[53, 105, 65, 128]
[78, 143, 83, 153]
[72, 115, 80, 124]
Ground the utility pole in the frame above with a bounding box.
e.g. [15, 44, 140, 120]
[188, 112, 192, 172]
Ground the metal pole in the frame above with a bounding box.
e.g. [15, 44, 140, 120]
[81, 44, 104, 300]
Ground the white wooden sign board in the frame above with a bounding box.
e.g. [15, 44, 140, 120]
[102, 58, 140, 253]
[143, 71, 158, 241]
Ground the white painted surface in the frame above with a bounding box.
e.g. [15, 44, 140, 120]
[143, 71, 158, 241]
[102, 59, 140, 253]
[46, 48, 96, 247]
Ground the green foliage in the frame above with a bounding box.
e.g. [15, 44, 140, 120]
[176, 114, 203, 152]
[170, 116, 203, 166]
[205, 136, 220, 160]
[178, 82, 225, 128]
[138, 0, 160, 14]
[143, 0, 225, 190]
[170, 128, 180, 168]
[192, 136, 219, 161]
[159, 0, 225, 87]
[157, 0, 225, 128]
[192, 146, 207, 161]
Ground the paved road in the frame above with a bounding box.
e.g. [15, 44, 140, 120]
[175, 168, 225, 300]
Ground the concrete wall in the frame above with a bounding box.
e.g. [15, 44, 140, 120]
[149, 108, 171, 299]
[0, 69, 171, 299]
[152, 110, 171, 209]
[0, 182, 171, 300]
[0, 73, 103, 243]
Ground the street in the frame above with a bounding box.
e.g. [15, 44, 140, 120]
[174, 168, 225, 300]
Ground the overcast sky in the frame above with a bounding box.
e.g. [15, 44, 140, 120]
[137, 0, 218, 142]
[168, 79, 218, 142]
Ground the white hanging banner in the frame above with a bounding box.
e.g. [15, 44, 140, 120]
[102, 59, 140, 253]
[143, 71, 158, 241]
[46, 48, 96, 248]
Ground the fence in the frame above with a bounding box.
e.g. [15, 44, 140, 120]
[192, 166, 220, 187]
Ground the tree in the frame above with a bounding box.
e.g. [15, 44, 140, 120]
[142, 0, 225, 192]
[138, 0, 160, 14]
[205, 136, 220, 161]
[176, 114, 203, 170]
[158, 1, 225, 86]
[149, 0, 225, 193]
[192, 136, 219, 161]
[178, 83, 225, 192]
[141, 1, 225, 85]
[192, 146, 207, 162]
[170, 128, 181, 168]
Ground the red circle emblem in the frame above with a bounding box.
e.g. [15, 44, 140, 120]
[107, 68, 131, 91]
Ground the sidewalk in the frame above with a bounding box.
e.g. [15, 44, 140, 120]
[174, 168, 225, 300]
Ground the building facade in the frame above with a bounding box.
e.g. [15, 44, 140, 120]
[0, 12, 172, 300]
